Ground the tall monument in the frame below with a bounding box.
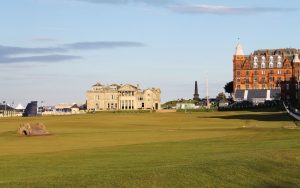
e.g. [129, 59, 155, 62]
[193, 81, 200, 103]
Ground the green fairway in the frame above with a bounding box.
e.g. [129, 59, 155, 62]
[0, 111, 299, 187]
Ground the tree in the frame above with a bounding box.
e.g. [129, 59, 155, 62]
[216, 92, 227, 102]
[224, 81, 233, 96]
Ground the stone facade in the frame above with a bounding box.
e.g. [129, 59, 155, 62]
[86, 83, 161, 111]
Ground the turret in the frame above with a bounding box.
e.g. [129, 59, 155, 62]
[293, 53, 300, 63]
[235, 42, 244, 56]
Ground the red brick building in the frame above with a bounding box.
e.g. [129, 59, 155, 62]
[233, 42, 300, 105]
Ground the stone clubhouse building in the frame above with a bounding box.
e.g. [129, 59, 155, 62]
[86, 83, 161, 111]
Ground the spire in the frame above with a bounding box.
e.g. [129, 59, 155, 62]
[193, 81, 200, 101]
[235, 39, 244, 56]
[293, 54, 300, 63]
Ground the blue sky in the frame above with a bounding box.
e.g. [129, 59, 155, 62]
[0, 0, 299, 106]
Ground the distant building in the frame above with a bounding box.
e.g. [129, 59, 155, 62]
[176, 103, 196, 110]
[86, 83, 161, 111]
[55, 103, 80, 114]
[23, 101, 38, 117]
[232, 41, 300, 104]
[0, 104, 16, 117]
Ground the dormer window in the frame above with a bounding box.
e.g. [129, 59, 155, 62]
[269, 62, 274, 68]
[269, 56, 274, 63]
[253, 62, 258, 68]
[277, 62, 282, 68]
[278, 55, 282, 63]
[261, 56, 266, 68]
[253, 56, 258, 68]
[254, 56, 258, 63]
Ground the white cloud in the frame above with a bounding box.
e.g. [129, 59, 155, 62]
[170, 4, 297, 15]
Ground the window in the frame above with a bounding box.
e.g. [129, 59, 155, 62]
[254, 56, 258, 63]
[269, 62, 274, 68]
[246, 85, 249, 89]
[246, 71, 249, 76]
[254, 78, 258, 82]
[253, 62, 258, 68]
[277, 62, 282, 68]
[262, 77, 266, 83]
[286, 70, 290, 74]
[262, 70, 266, 75]
[278, 70, 282, 74]
[237, 78, 240, 82]
[278, 55, 282, 63]
[269, 56, 274, 63]
[261, 56, 266, 68]
[237, 71, 240, 76]
[254, 71, 258, 75]
[270, 70, 274, 74]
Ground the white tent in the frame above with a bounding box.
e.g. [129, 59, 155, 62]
[15, 103, 25, 110]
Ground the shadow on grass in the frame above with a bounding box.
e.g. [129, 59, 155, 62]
[202, 112, 293, 122]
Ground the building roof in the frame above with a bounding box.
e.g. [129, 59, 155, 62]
[15, 103, 25, 110]
[55, 103, 79, 109]
[235, 42, 244, 56]
[92, 82, 103, 87]
[253, 48, 299, 56]
[0, 104, 15, 111]
[294, 54, 300, 63]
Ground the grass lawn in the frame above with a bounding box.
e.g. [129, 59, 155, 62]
[0, 111, 299, 187]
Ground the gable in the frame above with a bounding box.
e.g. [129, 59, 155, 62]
[118, 84, 138, 91]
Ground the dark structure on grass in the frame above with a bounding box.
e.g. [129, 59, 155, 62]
[23, 101, 38, 117]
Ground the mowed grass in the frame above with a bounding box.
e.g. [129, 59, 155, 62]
[0, 111, 299, 187]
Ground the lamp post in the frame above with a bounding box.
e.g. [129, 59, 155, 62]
[41, 100, 44, 114]
[11, 101, 14, 117]
[3, 101, 6, 117]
